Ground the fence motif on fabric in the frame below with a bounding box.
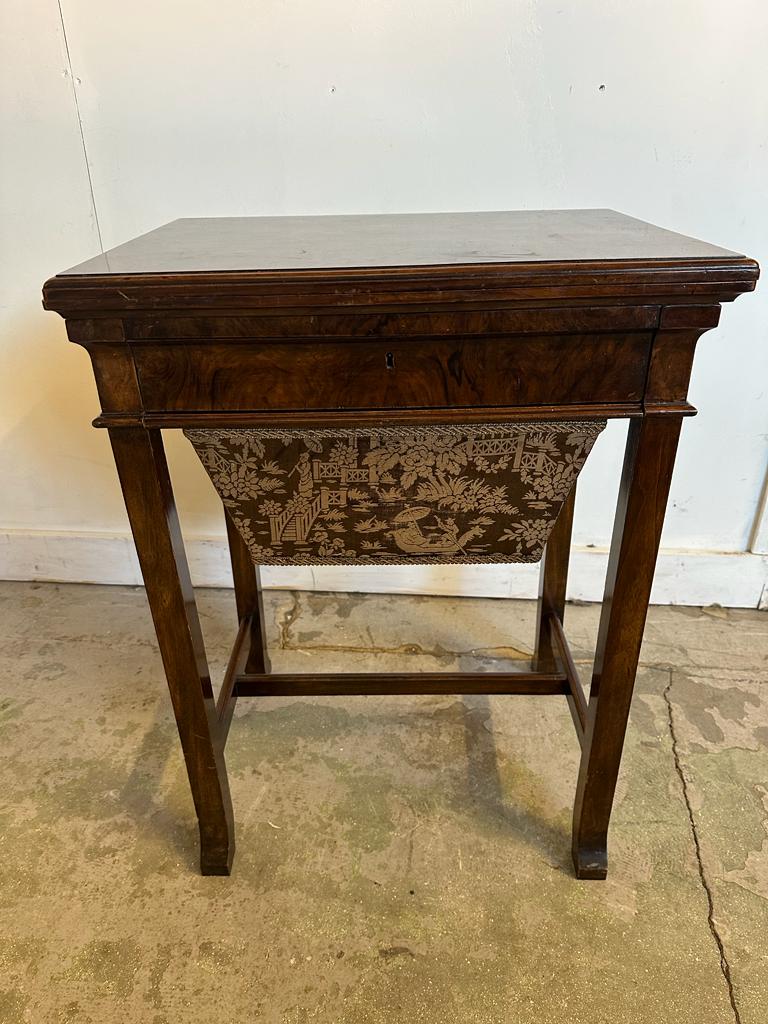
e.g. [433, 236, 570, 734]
[184, 422, 605, 566]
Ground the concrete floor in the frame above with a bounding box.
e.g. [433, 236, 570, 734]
[0, 582, 766, 1023]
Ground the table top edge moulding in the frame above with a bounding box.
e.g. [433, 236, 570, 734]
[42, 208, 759, 880]
[43, 209, 758, 317]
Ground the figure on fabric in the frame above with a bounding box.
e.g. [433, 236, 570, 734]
[386, 508, 485, 556]
[290, 451, 315, 500]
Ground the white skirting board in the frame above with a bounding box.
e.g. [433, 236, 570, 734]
[1, 529, 766, 609]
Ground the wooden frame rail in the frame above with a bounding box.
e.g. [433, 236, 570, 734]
[215, 612, 586, 749]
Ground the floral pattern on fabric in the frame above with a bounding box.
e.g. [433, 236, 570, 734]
[184, 422, 604, 565]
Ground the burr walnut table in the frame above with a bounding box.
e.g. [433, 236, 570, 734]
[43, 210, 758, 878]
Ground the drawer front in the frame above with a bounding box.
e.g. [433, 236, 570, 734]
[133, 333, 651, 412]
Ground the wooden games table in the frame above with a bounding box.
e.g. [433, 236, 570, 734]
[43, 210, 758, 877]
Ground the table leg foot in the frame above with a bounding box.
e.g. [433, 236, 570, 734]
[572, 844, 608, 880]
[199, 823, 235, 876]
[201, 842, 235, 876]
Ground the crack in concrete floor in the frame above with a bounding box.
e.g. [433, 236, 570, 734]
[275, 592, 739, 674]
[664, 670, 743, 1024]
[277, 590, 556, 663]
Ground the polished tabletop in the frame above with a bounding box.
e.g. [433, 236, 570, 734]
[59, 209, 743, 277]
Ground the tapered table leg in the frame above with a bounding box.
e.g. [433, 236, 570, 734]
[224, 512, 271, 675]
[572, 415, 682, 879]
[533, 485, 576, 671]
[109, 428, 235, 875]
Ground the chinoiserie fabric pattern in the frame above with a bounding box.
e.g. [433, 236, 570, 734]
[184, 422, 605, 566]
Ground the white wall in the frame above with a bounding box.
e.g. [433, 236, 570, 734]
[1, 1, 767, 605]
